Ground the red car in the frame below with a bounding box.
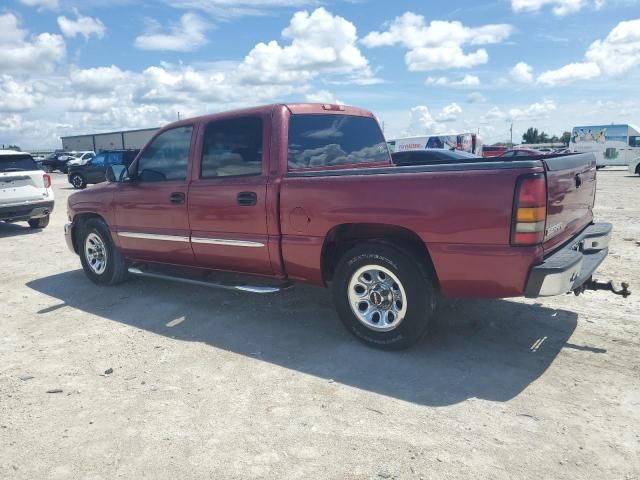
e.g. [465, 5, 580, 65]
[499, 148, 548, 158]
[482, 145, 508, 158]
[64, 103, 619, 350]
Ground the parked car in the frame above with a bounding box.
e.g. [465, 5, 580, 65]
[41, 151, 76, 173]
[67, 150, 139, 189]
[66, 151, 96, 167]
[64, 103, 619, 350]
[481, 145, 508, 158]
[392, 149, 482, 166]
[498, 148, 547, 158]
[0, 150, 54, 228]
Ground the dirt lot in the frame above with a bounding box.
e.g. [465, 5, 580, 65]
[1, 170, 639, 479]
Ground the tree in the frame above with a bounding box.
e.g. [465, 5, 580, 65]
[561, 131, 571, 146]
[522, 127, 539, 144]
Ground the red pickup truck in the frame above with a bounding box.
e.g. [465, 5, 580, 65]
[64, 103, 619, 349]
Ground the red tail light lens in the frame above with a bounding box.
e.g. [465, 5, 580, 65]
[511, 174, 546, 245]
[43, 174, 52, 189]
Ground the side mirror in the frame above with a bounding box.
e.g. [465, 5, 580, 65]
[106, 164, 129, 183]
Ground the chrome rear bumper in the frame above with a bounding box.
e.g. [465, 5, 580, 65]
[525, 222, 612, 297]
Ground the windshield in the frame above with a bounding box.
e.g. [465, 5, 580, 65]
[0, 154, 39, 172]
[288, 114, 389, 169]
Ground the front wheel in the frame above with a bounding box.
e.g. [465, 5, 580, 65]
[332, 242, 438, 350]
[70, 173, 86, 189]
[79, 218, 128, 285]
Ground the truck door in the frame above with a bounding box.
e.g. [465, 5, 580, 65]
[113, 126, 195, 265]
[187, 115, 273, 276]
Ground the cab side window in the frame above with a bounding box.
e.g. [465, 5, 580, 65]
[629, 136, 640, 148]
[137, 126, 193, 182]
[201, 117, 263, 178]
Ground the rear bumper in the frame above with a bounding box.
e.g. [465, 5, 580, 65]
[525, 222, 612, 297]
[0, 200, 54, 222]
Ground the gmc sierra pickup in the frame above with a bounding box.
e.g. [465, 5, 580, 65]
[64, 103, 622, 349]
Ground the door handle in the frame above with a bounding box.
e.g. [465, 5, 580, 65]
[237, 191, 257, 206]
[170, 192, 185, 204]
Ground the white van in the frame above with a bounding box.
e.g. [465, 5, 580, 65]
[570, 124, 640, 167]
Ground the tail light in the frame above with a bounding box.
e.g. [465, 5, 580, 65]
[43, 174, 52, 189]
[511, 173, 546, 245]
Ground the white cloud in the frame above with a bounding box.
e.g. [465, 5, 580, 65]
[585, 18, 640, 76]
[534, 18, 640, 86]
[481, 100, 557, 123]
[455, 74, 480, 86]
[510, 62, 534, 83]
[167, 0, 313, 18]
[19, 0, 59, 10]
[403, 105, 443, 136]
[436, 103, 463, 122]
[0, 76, 42, 112]
[537, 62, 601, 85]
[135, 13, 208, 51]
[0, 13, 65, 74]
[426, 74, 480, 86]
[57, 10, 106, 40]
[69, 65, 127, 92]
[511, 0, 604, 16]
[238, 8, 377, 85]
[362, 12, 512, 71]
[305, 90, 343, 104]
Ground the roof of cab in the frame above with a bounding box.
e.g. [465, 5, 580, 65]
[159, 103, 375, 132]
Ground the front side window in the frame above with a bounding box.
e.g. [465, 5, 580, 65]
[201, 117, 263, 178]
[288, 114, 389, 169]
[137, 126, 193, 182]
[91, 154, 107, 166]
[629, 136, 640, 147]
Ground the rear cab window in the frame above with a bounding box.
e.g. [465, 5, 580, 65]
[0, 154, 38, 172]
[287, 114, 390, 170]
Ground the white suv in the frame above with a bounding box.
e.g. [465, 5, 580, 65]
[0, 150, 54, 228]
[66, 151, 96, 167]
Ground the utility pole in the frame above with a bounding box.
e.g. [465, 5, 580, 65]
[177, 111, 181, 120]
[510, 123, 513, 147]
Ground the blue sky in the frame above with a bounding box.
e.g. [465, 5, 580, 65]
[1, 0, 639, 147]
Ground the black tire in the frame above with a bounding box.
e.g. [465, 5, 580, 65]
[331, 242, 438, 350]
[70, 173, 86, 189]
[28, 215, 50, 229]
[78, 218, 128, 285]
[44, 164, 53, 173]
[635, 164, 640, 175]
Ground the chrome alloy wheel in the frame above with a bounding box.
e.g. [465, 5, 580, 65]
[84, 232, 108, 275]
[71, 175, 83, 188]
[347, 265, 407, 332]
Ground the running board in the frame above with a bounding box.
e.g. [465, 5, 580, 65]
[127, 266, 291, 294]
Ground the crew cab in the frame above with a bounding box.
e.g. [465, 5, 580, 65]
[64, 103, 618, 350]
[1, 150, 54, 228]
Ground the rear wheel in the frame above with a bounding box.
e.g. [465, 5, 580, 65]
[79, 218, 128, 285]
[70, 173, 86, 189]
[331, 242, 438, 350]
[28, 215, 49, 229]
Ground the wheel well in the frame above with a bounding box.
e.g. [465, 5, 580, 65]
[72, 213, 105, 253]
[636, 162, 640, 175]
[321, 223, 438, 287]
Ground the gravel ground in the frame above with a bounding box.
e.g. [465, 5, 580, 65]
[1, 170, 639, 479]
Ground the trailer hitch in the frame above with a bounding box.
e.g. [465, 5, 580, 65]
[574, 278, 631, 298]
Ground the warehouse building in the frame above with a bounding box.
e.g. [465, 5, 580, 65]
[61, 127, 159, 152]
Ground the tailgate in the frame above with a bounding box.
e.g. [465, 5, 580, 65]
[543, 153, 597, 253]
[0, 171, 47, 205]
